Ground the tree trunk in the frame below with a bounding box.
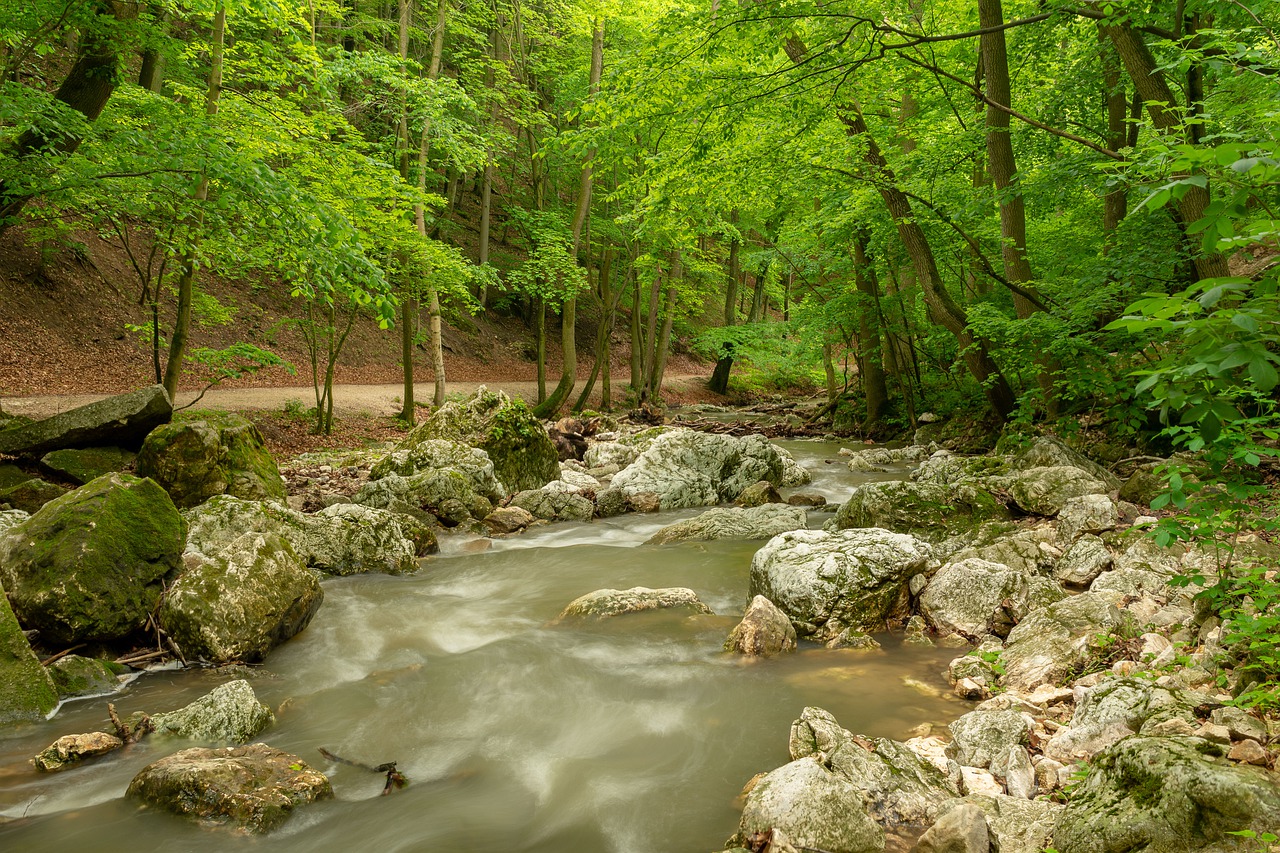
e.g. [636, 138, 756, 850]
[574, 245, 615, 411]
[536, 297, 547, 403]
[1100, 26, 1128, 239]
[629, 274, 643, 394]
[648, 253, 680, 402]
[0, 0, 138, 231]
[163, 3, 225, 400]
[416, 0, 449, 408]
[853, 233, 889, 429]
[397, 0, 415, 422]
[724, 211, 740, 326]
[1101, 21, 1228, 280]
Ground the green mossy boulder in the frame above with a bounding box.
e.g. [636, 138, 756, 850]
[829, 480, 1008, 542]
[0, 578, 58, 725]
[137, 413, 285, 509]
[161, 532, 322, 664]
[0, 473, 186, 645]
[151, 680, 275, 743]
[401, 388, 558, 494]
[0, 477, 68, 513]
[48, 654, 126, 699]
[0, 463, 33, 489]
[40, 446, 136, 485]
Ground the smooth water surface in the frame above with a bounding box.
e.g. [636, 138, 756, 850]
[0, 440, 961, 853]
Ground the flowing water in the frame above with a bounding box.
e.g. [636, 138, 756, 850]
[0, 440, 964, 853]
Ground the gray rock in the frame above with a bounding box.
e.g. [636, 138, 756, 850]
[1054, 535, 1113, 587]
[647, 505, 807, 545]
[1052, 736, 1280, 853]
[1209, 706, 1268, 744]
[609, 430, 785, 510]
[0, 477, 68, 513]
[554, 587, 713, 621]
[151, 680, 274, 743]
[1012, 436, 1120, 489]
[829, 481, 1008, 543]
[735, 480, 782, 507]
[912, 803, 989, 853]
[0, 508, 29, 534]
[724, 595, 797, 656]
[946, 709, 1031, 769]
[161, 532, 323, 664]
[482, 505, 537, 534]
[778, 446, 812, 487]
[737, 758, 885, 853]
[919, 558, 1033, 640]
[939, 795, 1062, 853]
[790, 707, 959, 825]
[127, 743, 333, 833]
[944, 524, 1051, 576]
[1008, 466, 1109, 517]
[137, 413, 286, 509]
[0, 385, 172, 457]
[999, 591, 1133, 691]
[1046, 677, 1198, 766]
[990, 745, 1035, 799]
[912, 452, 1011, 488]
[1056, 494, 1119, 544]
[583, 441, 639, 470]
[511, 487, 595, 522]
[748, 528, 934, 642]
[32, 731, 123, 771]
[369, 439, 506, 500]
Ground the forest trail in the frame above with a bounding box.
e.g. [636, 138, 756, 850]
[2, 374, 714, 420]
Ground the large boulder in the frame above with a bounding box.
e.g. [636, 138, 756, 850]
[790, 706, 958, 825]
[912, 803, 989, 853]
[608, 429, 785, 510]
[0, 473, 186, 644]
[39, 446, 136, 486]
[724, 595, 797, 656]
[919, 558, 1035, 640]
[137, 413, 285, 509]
[0, 385, 172, 457]
[749, 528, 934, 642]
[945, 709, 1032, 769]
[151, 680, 275, 743]
[829, 481, 1008, 543]
[1008, 467, 1109, 517]
[1011, 436, 1120, 489]
[647, 505, 808, 545]
[0, 578, 58, 724]
[160, 532, 323, 664]
[736, 757, 885, 853]
[400, 387, 557, 494]
[511, 486, 595, 522]
[554, 587, 713, 622]
[1052, 736, 1280, 853]
[0, 477, 67, 513]
[185, 495, 433, 576]
[846, 445, 932, 472]
[127, 743, 333, 833]
[47, 654, 124, 699]
[936, 795, 1062, 853]
[998, 592, 1134, 691]
[368, 439, 506, 501]
[1043, 678, 1199, 764]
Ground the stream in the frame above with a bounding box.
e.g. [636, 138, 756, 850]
[0, 440, 964, 852]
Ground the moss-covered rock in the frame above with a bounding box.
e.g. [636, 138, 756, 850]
[0, 509, 29, 534]
[510, 486, 594, 522]
[40, 446, 136, 485]
[137, 413, 285, 509]
[0, 578, 58, 725]
[829, 480, 1009, 542]
[0, 473, 186, 644]
[1008, 466, 1109, 517]
[48, 654, 125, 699]
[646, 505, 808, 545]
[161, 532, 322, 664]
[151, 680, 275, 743]
[127, 743, 333, 833]
[0, 477, 68, 513]
[32, 731, 123, 771]
[735, 757, 885, 853]
[401, 388, 558, 494]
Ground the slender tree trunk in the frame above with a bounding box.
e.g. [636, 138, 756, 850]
[163, 3, 225, 400]
[417, 0, 449, 408]
[853, 232, 889, 429]
[648, 252, 680, 401]
[1100, 26, 1128, 240]
[641, 271, 662, 392]
[573, 245, 614, 411]
[397, 0, 416, 422]
[629, 274, 643, 394]
[536, 297, 547, 403]
[822, 342, 838, 403]
[1101, 20, 1228, 280]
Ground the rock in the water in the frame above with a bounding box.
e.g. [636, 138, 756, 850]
[735, 480, 782, 507]
[0, 579, 58, 724]
[647, 505, 808, 545]
[1053, 535, 1113, 587]
[0, 385, 172, 457]
[919, 558, 1034, 640]
[32, 731, 123, 771]
[737, 758, 885, 853]
[846, 445, 932, 472]
[830, 481, 1008, 542]
[0, 478, 68, 513]
[0, 473, 185, 644]
[938, 795, 1061, 853]
[789, 707, 959, 825]
[185, 495, 431, 576]
[511, 487, 595, 522]
[998, 591, 1133, 691]
[482, 505, 537, 534]
[39, 447, 137, 486]
[778, 446, 812, 487]
[609, 430, 785, 510]
[912, 803, 989, 853]
[749, 528, 934, 642]
[788, 493, 827, 508]
[399, 387, 558, 494]
[555, 587, 713, 621]
[127, 743, 333, 833]
[1008, 467, 1108, 517]
[946, 709, 1031, 769]
[161, 532, 323, 664]
[725, 595, 797, 656]
[1052, 736, 1280, 853]
[48, 654, 124, 699]
[137, 413, 285, 509]
[151, 680, 275, 743]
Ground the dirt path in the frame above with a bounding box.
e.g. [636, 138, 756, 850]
[2, 375, 714, 420]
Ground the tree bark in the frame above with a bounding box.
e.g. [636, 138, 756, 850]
[1100, 26, 1128, 239]
[648, 252, 680, 401]
[398, 0, 415, 422]
[853, 232, 889, 429]
[629, 274, 643, 394]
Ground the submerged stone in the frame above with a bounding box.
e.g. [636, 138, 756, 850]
[554, 587, 713, 622]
